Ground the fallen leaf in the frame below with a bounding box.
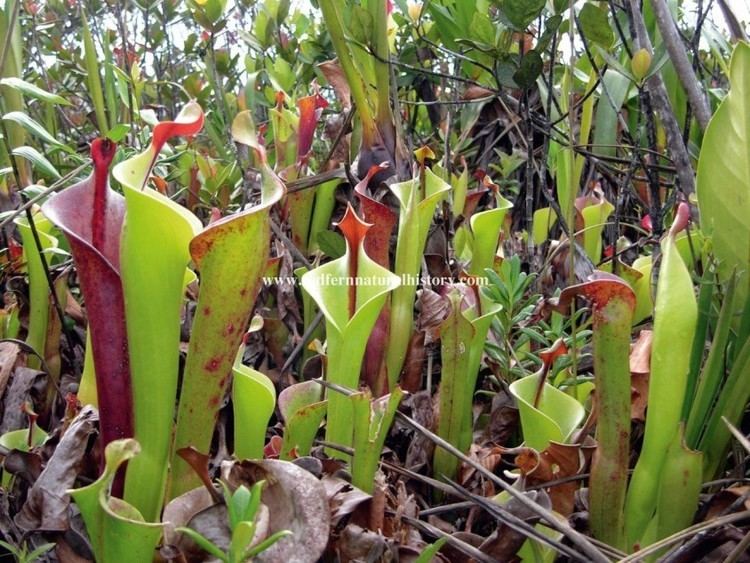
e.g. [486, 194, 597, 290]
[223, 458, 330, 562]
[1, 367, 45, 433]
[0, 341, 21, 398]
[318, 60, 351, 109]
[630, 330, 652, 421]
[515, 441, 593, 516]
[15, 406, 98, 531]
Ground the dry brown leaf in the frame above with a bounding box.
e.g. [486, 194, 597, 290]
[318, 60, 351, 109]
[15, 406, 98, 531]
[630, 330, 652, 421]
[704, 486, 750, 520]
[0, 341, 21, 398]
[515, 441, 593, 516]
[223, 458, 330, 563]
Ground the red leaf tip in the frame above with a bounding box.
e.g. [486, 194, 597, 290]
[91, 138, 117, 170]
[336, 203, 372, 252]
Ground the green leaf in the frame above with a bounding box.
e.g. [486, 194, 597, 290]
[169, 109, 284, 500]
[580, 196, 614, 262]
[514, 50, 544, 89]
[316, 230, 346, 259]
[624, 227, 698, 547]
[499, 0, 545, 30]
[82, 14, 109, 131]
[232, 352, 276, 460]
[414, 537, 449, 563]
[592, 69, 631, 157]
[106, 123, 130, 143]
[0, 423, 48, 452]
[176, 527, 228, 561]
[69, 439, 163, 563]
[278, 380, 327, 459]
[301, 205, 400, 457]
[697, 42, 750, 306]
[578, 3, 614, 48]
[0, 77, 71, 105]
[14, 213, 58, 369]
[654, 427, 702, 544]
[434, 291, 501, 484]
[3, 111, 66, 149]
[11, 146, 61, 179]
[468, 193, 513, 276]
[509, 372, 586, 452]
[350, 388, 404, 493]
[386, 168, 451, 386]
[113, 103, 205, 522]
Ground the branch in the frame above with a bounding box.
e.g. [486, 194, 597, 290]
[628, 0, 696, 195]
[649, 0, 711, 131]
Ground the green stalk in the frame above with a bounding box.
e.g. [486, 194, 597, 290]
[317, 0, 377, 145]
[385, 169, 450, 387]
[350, 387, 403, 493]
[586, 281, 633, 550]
[685, 272, 736, 447]
[82, 13, 109, 132]
[113, 103, 204, 521]
[550, 273, 635, 550]
[15, 213, 57, 369]
[301, 204, 399, 458]
[624, 213, 698, 549]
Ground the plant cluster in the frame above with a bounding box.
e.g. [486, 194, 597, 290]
[0, 0, 749, 562]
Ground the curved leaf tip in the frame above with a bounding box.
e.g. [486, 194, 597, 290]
[336, 202, 372, 256]
[552, 271, 636, 313]
[91, 138, 117, 170]
[152, 101, 204, 153]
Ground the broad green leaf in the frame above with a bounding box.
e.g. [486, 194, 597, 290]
[386, 168, 451, 387]
[233, 348, 276, 461]
[169, 110, 285, 499]
[624, 226, 697, 547]
[0, 77, 71, 105]
[578, 3, 614, 48]
[468, 193, 513, 276]
[316, 230, 346, 259]
[301, 205, 400, 457]
[592, 70, 631, 157]
[510, 373, 585, 452]
[11, 146, 60, 179]
[697, 42, 750, 306]
[69, 439, 163, 563]
[114, 102, 204, 521]
[3, 111, 67, 149]
[514, 50, 543, 89]
[499, 0, 545, 30]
